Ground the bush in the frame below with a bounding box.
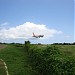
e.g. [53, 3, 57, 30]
[25, 45, 75, 75]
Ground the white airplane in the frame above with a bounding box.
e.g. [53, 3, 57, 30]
[32, 32, 44, 38]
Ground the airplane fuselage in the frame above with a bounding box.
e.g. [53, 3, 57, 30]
[32, 33, 44, 38]
[33, 35, 44, 38]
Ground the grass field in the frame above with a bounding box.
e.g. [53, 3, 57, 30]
[0, 44, 75, 75]
[0, 44, 34, 75]
[53, 45, 75, 58]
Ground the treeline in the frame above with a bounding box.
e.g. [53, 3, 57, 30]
[0, 42, 24, 47]
[0, 42, 7, 44]
[53, 42, 75, 45]
[24, 41, 75, 75]
[0, 42, 22, 45]
[0, 42, 75, 45]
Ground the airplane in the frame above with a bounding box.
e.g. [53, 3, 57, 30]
[32, 32, 44, 38]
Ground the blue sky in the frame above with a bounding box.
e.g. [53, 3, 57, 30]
[0, 0, 74, 44]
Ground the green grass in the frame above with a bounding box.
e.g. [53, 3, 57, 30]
[0, 44, 33, 75]
[0, 60, 7, 75]
[0, 68, 6, 75]
[36, 44, 75, 58]
[0, 44, 75, 75]
[53, 45, 75, 58]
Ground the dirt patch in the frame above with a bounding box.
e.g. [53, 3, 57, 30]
[0, 60, 5, 69]
[0, 61, 4, 65]
[0, 44, 7, 50]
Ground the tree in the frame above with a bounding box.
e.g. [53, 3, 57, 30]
[25, 40, 31, 52]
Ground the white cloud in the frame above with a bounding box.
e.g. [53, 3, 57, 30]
[0, 22, 62, 40]
[0, 22, 9, 26]
[0, 22, 9, 29]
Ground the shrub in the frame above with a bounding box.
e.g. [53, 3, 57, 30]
[25, 45, 75, 75]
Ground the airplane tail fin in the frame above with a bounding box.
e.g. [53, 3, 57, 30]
[33, 32, 35, 36]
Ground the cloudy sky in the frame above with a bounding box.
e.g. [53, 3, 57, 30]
[0, 0, 74, 44]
